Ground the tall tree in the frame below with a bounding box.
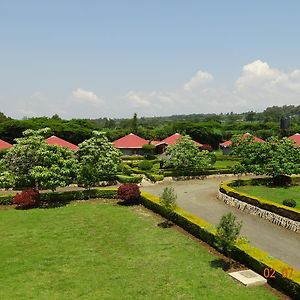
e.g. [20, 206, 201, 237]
[132, 113, 138, 133]
[77, 131, 122, 189]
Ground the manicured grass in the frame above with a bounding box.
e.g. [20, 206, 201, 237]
[0, 200, 277, 299]
[214, 160, 237, 169]
[235, 185, 300, 210]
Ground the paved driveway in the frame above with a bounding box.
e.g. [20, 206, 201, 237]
[141, 176, 300, 271]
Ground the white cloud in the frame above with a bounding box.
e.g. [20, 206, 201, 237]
[72, 88, 103, 104]
[183, 70, 214, 91]
[126, 60, 300, 115]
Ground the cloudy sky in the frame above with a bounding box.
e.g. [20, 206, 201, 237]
[1, 0, 300, 119]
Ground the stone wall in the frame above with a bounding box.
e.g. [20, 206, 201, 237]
[218, 191, 300, 233]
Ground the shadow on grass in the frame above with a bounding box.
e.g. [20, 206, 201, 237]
[39, 201, 70, 209]
[157, 221, 173, 228]
[210, 258, 230, 271]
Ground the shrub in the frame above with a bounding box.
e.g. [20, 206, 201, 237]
[116, 174, 143, 184]
[146, 173, 164, 182]
[138, 160, 153, 170]
[160, 186, 177, 212]
[13, 188, 40, 209]
[117, 184, 140, 204]
[142, 144, 156, 159]
[282, 199, 297, 208]
[215, 212, 242, 259]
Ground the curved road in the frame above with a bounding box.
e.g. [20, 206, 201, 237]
[141, 176, 300, 271]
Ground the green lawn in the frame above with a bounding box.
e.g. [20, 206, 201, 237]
[0, 200, 277, 299]
[235, 185, 300, 210]
[214, 160, 237, 169]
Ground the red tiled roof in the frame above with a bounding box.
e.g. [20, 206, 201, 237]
[161, 133, 202, 146]
[113, 133, 148, 149]
[150, 140, 167, 146]
[0, 139, 12, 149]
[288, 133, 300, 146]
[46, 135, 79, 151]
[220, 133, 265, 148]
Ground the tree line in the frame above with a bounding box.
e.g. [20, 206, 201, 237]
[0, 105, 300, 149]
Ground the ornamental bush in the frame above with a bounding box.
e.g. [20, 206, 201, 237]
[138, 160, 153, 170]
[282, 199, 297, 208]
[116, 184, 140, 204]
[13, 188, 40, 209]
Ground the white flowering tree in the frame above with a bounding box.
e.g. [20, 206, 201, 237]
[3, 128, 78, 190]
[77, 131, 122, 189]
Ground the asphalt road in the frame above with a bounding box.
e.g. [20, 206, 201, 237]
[141, 176, 300, 271]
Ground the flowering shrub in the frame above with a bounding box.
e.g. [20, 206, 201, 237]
[116, 184, 140, 204]
[13, 188, 40, 209]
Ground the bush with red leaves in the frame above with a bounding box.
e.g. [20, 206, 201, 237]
[13, 188, 40, 209]
[117, 184, 140, 204]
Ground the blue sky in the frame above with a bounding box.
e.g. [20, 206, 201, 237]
[1, 0, 300, 119]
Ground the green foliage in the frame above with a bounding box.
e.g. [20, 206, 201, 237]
[77, 131, 122, 189]
[116, 174, 143, 184]
[138, 160, 153, 170]
[145, 173, 164, 182]
[215, 213, 242, 257]
[282, 199, 297, 208]
[3, 128, 77, 190]
[160, 186, 177, 213]
[164, 135, 215, 174]
[232, 136, 300, 183]
[142, 143, 156, 159]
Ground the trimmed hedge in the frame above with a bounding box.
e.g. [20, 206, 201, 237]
[116, 174, 143, 184]
[145, 173, 164, 182]
[121, 155, 144, 161]
[140, 191, 300, 299]
[163, 168, 232, 177]
[0, 194, 14, 205]
[220, 180, 300, 221]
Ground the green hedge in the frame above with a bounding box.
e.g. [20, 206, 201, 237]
[40, 188, 117, 203]
[163, 168, 232, 177]
[0, 194, 14, 205]
[116, 174, 143, 184]
[145, 173, 164, 182]
[140, 191, 300, 299]
[220, 180, 300, 222]
[121, 155, 144, 161]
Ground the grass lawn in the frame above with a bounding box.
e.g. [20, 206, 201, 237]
[235, 185, 300, 211]
[214, 160, 237, 169]
[0, 200, 277, 299]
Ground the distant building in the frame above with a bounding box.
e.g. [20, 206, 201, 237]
[288, 133, 300, 147]
[220, 133, 265, 155]
[161, 133, 202, 147]
[45, 135, 79, 151]
[0, 139, 12, 150]
[113, 133, 149, 155]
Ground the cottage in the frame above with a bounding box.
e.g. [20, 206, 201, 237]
[113, 133, 148, 155]
[161, 133, 202, 147]
[45, 135, 79, 151]
[220, 133, 264, 154]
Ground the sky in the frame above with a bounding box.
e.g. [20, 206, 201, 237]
[1, 0, 300, 119]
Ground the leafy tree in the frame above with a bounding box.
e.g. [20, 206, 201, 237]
[77, 131, 122, 189]
[142, 143, 156, 159]
[164, 135, 215, 174]
[232, 135, 300, 185]
[215, 213, 242, 263]
[132, 113, 138, 133]
[160, 186, 177, 226]
[3, 128, 78, 190]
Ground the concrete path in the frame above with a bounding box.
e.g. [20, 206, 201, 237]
[141, 176, 300, 271]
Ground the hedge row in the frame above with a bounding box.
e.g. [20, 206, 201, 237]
[163, 168, 232, 177]
[145, 173, 164, 182]
[121, 155, 145, 161]
[0, 194, 14, 205]
[140, 191, 300, 299]
[116, 174, 143, 184]
[220, 180, 300, 221]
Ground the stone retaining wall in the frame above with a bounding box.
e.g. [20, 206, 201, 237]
[218, 190, 300, 233]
